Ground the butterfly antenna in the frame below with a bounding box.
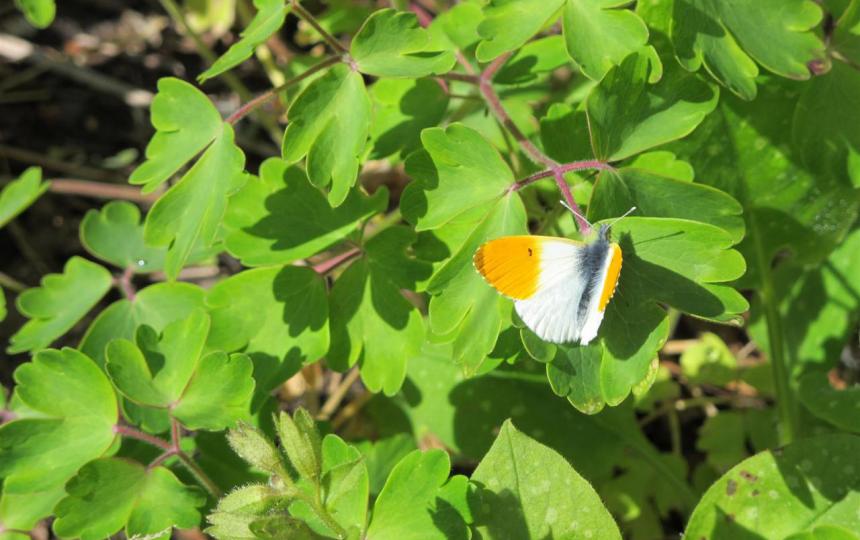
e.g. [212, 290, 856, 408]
[559, 199, 593, 229]
[606, 206, 637, 229]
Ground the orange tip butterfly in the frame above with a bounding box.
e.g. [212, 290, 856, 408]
[473, 205, 635, 345]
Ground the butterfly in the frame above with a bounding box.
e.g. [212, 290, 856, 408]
[473, 207, 634, 345]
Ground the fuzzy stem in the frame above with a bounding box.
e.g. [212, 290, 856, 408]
[292, 1, 349, 55]
[227, 55, 342, 124]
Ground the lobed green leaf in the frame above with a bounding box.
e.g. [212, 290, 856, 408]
[0, 166, 50, 228]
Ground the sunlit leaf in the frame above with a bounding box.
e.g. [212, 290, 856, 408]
[0, 166, 50, 228]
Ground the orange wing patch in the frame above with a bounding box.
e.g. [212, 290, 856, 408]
[474, 236, 543, 300]
[598, 243, 622, 312]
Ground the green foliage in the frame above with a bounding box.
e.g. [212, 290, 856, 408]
[0, 167, 50, 228]
[13, 0, 55, 28]
[9, 257, 112, 354]
[199, 0, 290, 82]
[5, 1, 860, 538]
[685, 434, 860, 538]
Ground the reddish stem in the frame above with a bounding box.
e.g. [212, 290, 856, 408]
[312, 248, 360, 275]
[227, 55, 341, 124]
[114, 424, 172, 451]
[114, 266, 136, 301]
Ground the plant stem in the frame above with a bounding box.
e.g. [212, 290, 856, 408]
[761, 276, 798, 444]
[114, 266, 137, 301]
[475, 53, 603, 233]
[177, 451, 223, 498]
[114, 424, 172, 451]
[226, 55, 342, 124]
[312, 248, 361, 275]
[306, 493, 349, 539]
[291, 1, 349, 55]
[318, 368, 360, 420]
[49, 178, 160, 204]
[512, 160, 615, 191]
[0, 271, 26, 292]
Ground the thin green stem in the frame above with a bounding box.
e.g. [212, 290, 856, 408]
[177, 451, 223, 499]
[0, 271, 26, 292]
[761, 276, 798, 444]
[291, 1, 349, 55]
[304, 491, 348, 539]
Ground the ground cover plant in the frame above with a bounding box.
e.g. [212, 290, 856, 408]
[1, 0, 860, 538]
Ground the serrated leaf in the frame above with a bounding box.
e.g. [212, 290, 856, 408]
[588, 168, 744, 242]
[281, 64, 370, 207]
[587, 50, 718, 161]
[562, 0, 649, 81]
[199, 0, 290, 82]
[0, 166, 50, 228]
[79, 281, 206, 366]
[8, 257, 112, 354]
[106, 310, 254, 430]
[366, 449, 465, 539]
[53, 458, 204, 540]
[80, 201, 167, 272]
[328, 227, 429, 394]
[672, 0, 824, 100]
[13, 0, 54, 28]
[668, 79, 860, 289]
[129, 78, 223, 193]
[207, 266, 328, 403]
[0, 349, 117, 495]
[470, 420, 621, 539]
[475, 0, 564, 62]
[144, 123, 246, 280]
[351, 8, 455, 78]
[369, 78, 449, 160]
[685, 434, 860, 538]
[223, 158, 386, 266]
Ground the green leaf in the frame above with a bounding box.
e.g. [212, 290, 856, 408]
[793, 62, 860, 188]
[80, 201, 168, 272]
[401, 124, 515, 231]
[470, 420, 621, 539]
[0, 483, 66, 532]
[351, 8, 455, 78]
[476, 0, 564, 62]
[366, 449, 466, 539]
[275, 409, 322, 482]
[9, 257, 112, 354]
[427, 1, 483, 50]
[798, 371, 860, 434]
[546, 218, 746, 413]
[129, 78, 223, 193]
[588, 168, 745, 242]
[668, 79, 860, 289]
[0, 166, 50, 228]
[833, 0, 860, 66]
[562, 0, 649, 81]
[626, 151, 695, 182]
[494, 35, 570, 85]
[0, 349, 117, 494]
[369, 79, 449, 160]
[587, 50, 719, 161]
[787, 526, 860, 540]
[320, 435, 369, 534]
[13, 0, 55, 28]
[685, 433, 860, 539]
[353, 434, 416, 496]
[207, 266, 328, 402]
[672, 0, 824, 100]
[696, 409, 778, 473]
[227, 422, 288, 478]
[206, 484, 290, 540]
[53, 458, 204, 540]
[199, 0, 290, 82]
[680, 332, 738, 386]
[144, 123, 246, 279]
[281, 64, 371, 207]
[223, 158, 386, 266]
[105, 310, 255, 430]
[79, 281, 206, 366]
[328, 227, 429, 394]
[0, 287, 5, 323]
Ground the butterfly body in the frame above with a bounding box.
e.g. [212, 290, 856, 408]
[474, 225, 622, 345]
